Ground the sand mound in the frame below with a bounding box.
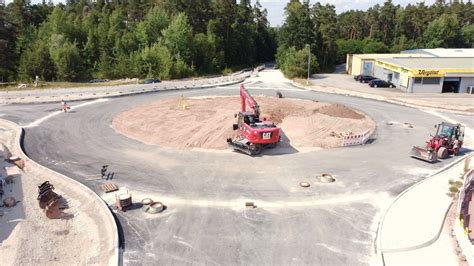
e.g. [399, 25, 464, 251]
[318, 103, 365, 119]
[112, 96, 375, 150]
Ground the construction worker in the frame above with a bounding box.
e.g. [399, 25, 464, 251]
[453, 138, 460, 156]
[61, 100, 69, 112]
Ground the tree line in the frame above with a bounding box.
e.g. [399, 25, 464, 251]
[0, 0, 472, 82]
[277, 0, 473, 78]
[0, 0, 276, 82]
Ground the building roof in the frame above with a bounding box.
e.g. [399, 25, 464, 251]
[378, 57, 474, 70]
[352, 53, 431, 59]
[402, 48, 474, 57]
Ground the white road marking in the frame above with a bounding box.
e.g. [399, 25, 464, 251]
[24, 98, 109, 128]
[101, 188, 390, 211]
[215, 86, 307, 92]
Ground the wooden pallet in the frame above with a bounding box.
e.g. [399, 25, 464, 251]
[100, 183, 118, 193]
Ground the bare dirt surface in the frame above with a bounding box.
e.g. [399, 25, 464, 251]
[112, 96, 376, 151]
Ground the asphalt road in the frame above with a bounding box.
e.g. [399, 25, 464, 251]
[1, 70, 472, 265]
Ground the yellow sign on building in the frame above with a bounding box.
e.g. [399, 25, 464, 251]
[376, 60, 474, 78]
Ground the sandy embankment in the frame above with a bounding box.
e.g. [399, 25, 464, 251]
[112, 96, 376, 151]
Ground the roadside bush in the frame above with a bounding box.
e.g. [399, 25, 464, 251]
[449, 186, 459, 193]
[454, 181, 463, 188]
[222, 67, 233, 75]
[135, 44, 173, 80]
[276, 46, 318, 79]
[170, 58, 194, 79]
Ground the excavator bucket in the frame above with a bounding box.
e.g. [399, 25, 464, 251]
[410, 146, 437, 163]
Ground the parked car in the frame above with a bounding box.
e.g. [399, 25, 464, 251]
[357, 75, 376, 83]
[368, 79, 396, 88]
[89, 79, 109, 83]
[141, 78, 161, 84]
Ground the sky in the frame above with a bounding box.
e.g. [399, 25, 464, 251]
[6, 0, 438, 27]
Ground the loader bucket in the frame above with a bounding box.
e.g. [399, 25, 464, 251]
[410, 146, 437, 163]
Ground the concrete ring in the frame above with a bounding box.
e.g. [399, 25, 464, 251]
[147, 202, 164, 214]
[141, 198, 154, 206]
[142, 205, 150, 213]
[300, 181, 310, 188]
[319, 173, 336, 183]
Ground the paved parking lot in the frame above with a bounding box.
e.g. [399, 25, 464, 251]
[311, 73, 406, 93]
[306, 73, 474, 113]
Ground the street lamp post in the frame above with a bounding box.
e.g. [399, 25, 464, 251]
[307, 44, 310, 85]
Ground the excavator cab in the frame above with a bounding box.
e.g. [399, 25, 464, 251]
[233, 112, 257, 130]
[243, 112, 257, 125]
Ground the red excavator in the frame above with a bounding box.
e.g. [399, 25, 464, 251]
[227, 84, 280, 155]
[410, 122, 465, 162]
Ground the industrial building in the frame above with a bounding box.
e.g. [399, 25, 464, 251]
[346, 49, 474, 93]
[345, 53, 431, 76]
[374, 57, 474, 93]
[401, 48, 474, 57]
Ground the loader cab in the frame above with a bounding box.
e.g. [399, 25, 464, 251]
[436, 123, 464, 142]
[437, 123, 454, 138]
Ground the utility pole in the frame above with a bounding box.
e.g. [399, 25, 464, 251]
[307, 44, 311, 85]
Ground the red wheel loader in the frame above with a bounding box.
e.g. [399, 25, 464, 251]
[410, 122, 465, 162]
[227, 84, 280, 156]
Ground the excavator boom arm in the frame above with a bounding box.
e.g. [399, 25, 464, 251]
[240, 84, 260, 118]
